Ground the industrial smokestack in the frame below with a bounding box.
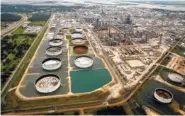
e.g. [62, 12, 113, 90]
[159, 34, 162, 45]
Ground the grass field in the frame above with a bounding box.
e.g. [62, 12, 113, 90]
[30, 21, 46, 26]
[3, 89, 108, 111]
[13, 27, 24, 34]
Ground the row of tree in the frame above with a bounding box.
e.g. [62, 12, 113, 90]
[1, 4, 84, 13]
[28, 13, 50, 21]
[1, 13, 21, 22]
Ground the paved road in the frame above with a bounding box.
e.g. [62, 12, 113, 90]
[1, 14, 27, 37]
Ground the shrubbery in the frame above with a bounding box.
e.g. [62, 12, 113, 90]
[1, 34, 35, 87]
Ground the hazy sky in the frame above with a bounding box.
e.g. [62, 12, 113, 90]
[2, 0, 185, 2]
[2, 0, 185, 4]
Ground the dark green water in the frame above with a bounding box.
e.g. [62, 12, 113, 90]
[71, 68, 112, 93]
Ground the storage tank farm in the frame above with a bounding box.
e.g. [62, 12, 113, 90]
[36, 29, 64, 93]
[72, 28, 94, 68]
[71, 30, 86, 45]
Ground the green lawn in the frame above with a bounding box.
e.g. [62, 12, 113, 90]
[3, 89, 105, 111]
[30, 21, 46, 26]
[13, 27, 24, 34]
[14, 36, 26, 44]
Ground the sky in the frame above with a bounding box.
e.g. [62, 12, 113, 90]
[2, 0, 185, 2]
[1, 0, 185, 4]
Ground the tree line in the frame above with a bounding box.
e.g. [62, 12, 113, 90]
[1, 13, 21, 22]
[28, 13, 50, 21]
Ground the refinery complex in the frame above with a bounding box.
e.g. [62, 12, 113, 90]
[1, 2, 185, 115]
